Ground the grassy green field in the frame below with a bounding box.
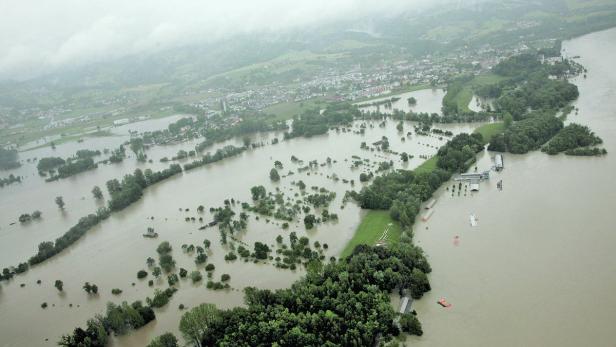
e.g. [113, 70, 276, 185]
[414, 156, 438, 175]
[341, 210, 401, 257]
[353, 83, 432, 104]
[449, 73, 508, 113]
[263, 97, 328, 121]
[264, 83, 434, 121]
[474, 122, 505, 144]
[454, 86, 475, 113]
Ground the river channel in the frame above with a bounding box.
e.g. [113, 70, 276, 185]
[408, 28, 616, 347]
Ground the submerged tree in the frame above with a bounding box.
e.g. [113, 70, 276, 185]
[55, 196, 65, 209]
[147, 332, 178, 347]
[92, 186, 103, 200]
[400, 313, 423, 336]
[269, 168, 280, 182]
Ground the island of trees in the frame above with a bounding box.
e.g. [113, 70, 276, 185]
[0, 148, 20, 170]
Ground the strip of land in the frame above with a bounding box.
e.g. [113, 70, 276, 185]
[341, 210, 402, 257]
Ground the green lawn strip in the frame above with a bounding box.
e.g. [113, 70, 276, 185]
[352, 83, 433, 104]
[448, 73, 509, 112]
[454, 85, 474, 113]
[263, 97, 328, 121]
[342, 155, 437, 257]
[473, 122, 505, 144]
[341, 210, 401, 257]
[414, 156, 438, 175]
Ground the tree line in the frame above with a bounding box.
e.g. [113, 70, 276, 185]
[1, 163, 186, 281]
[351, 133, 484, 228]
[285, 102, 359, 138]
[488, 112, 563, 154]
[170, 244, 431, 346]
[541, 123, 604, 155]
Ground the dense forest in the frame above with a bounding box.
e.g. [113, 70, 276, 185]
[53, 157, 98, 180]
[37, 156, 65, 173]
[178, 244, 430, 346]
[494, 76, 579, 120]
[195, 114, 288, 152]
[287, 103, 359, 138]
[441, 75, 474, 116]
[542, 123, 604, 155]
[479, 54, 580, 120]
[475, 52, 607, 155]
[352, 133, 484, 228]
[488, 113, 563, 154]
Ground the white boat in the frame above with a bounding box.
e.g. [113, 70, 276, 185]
[469, 214, 477, 227]
[425, 199, 437, 209]
[422, 209, 434, 222]
[495, 154, 504, 171]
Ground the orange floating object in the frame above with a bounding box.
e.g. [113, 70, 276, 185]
[438, 298, 452, 308]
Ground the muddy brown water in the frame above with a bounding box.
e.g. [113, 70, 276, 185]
[3, 27, 614, 346]
[0, 87, 479, 346]
[408, 28, 616, 347]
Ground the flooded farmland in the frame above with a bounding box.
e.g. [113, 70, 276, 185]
[2, 27, 616, 347]
[0, 88, 477, 346]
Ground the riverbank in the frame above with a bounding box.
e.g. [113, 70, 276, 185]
[340, 210, 401, 257]
[263, 84, 434, 121]
[352, 83, 433, 104]
[473, 122, 504, 144]
[444, 73, 508, 114]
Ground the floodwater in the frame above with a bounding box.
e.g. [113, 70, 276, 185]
[0, 85, 478, 346]
[357, 88, 446, 115]
[409, 28, 616, 347]
[468, 95, 494, 113]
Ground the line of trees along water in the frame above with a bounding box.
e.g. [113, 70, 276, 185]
[58, 288, 178, 346]
[0, 173, 21, 187]
[541, 123, 604, 155]
[466, 52, 608, 156]
[53, 122, 484, 347]
[0, 102, 364, 280]
[5, 51, 604, 345]
[157, 132, 486, 346]
[285, 102, 359, 138]
[43, 62, 596, 344]
[351, 133, 484, 229]
[488, 112, 564, 154]
[0, 144, 248, 281]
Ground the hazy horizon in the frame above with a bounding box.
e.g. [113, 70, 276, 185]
[0, 0, 455, 81]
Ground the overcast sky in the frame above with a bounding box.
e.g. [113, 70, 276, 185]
[0, 0, 447, 81]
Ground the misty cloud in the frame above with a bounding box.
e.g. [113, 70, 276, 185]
[0, 0, 444, 80]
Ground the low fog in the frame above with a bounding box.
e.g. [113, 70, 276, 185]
[0, 0, 453, 81]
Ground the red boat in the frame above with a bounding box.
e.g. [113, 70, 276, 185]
[438, 298, 452, 308]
